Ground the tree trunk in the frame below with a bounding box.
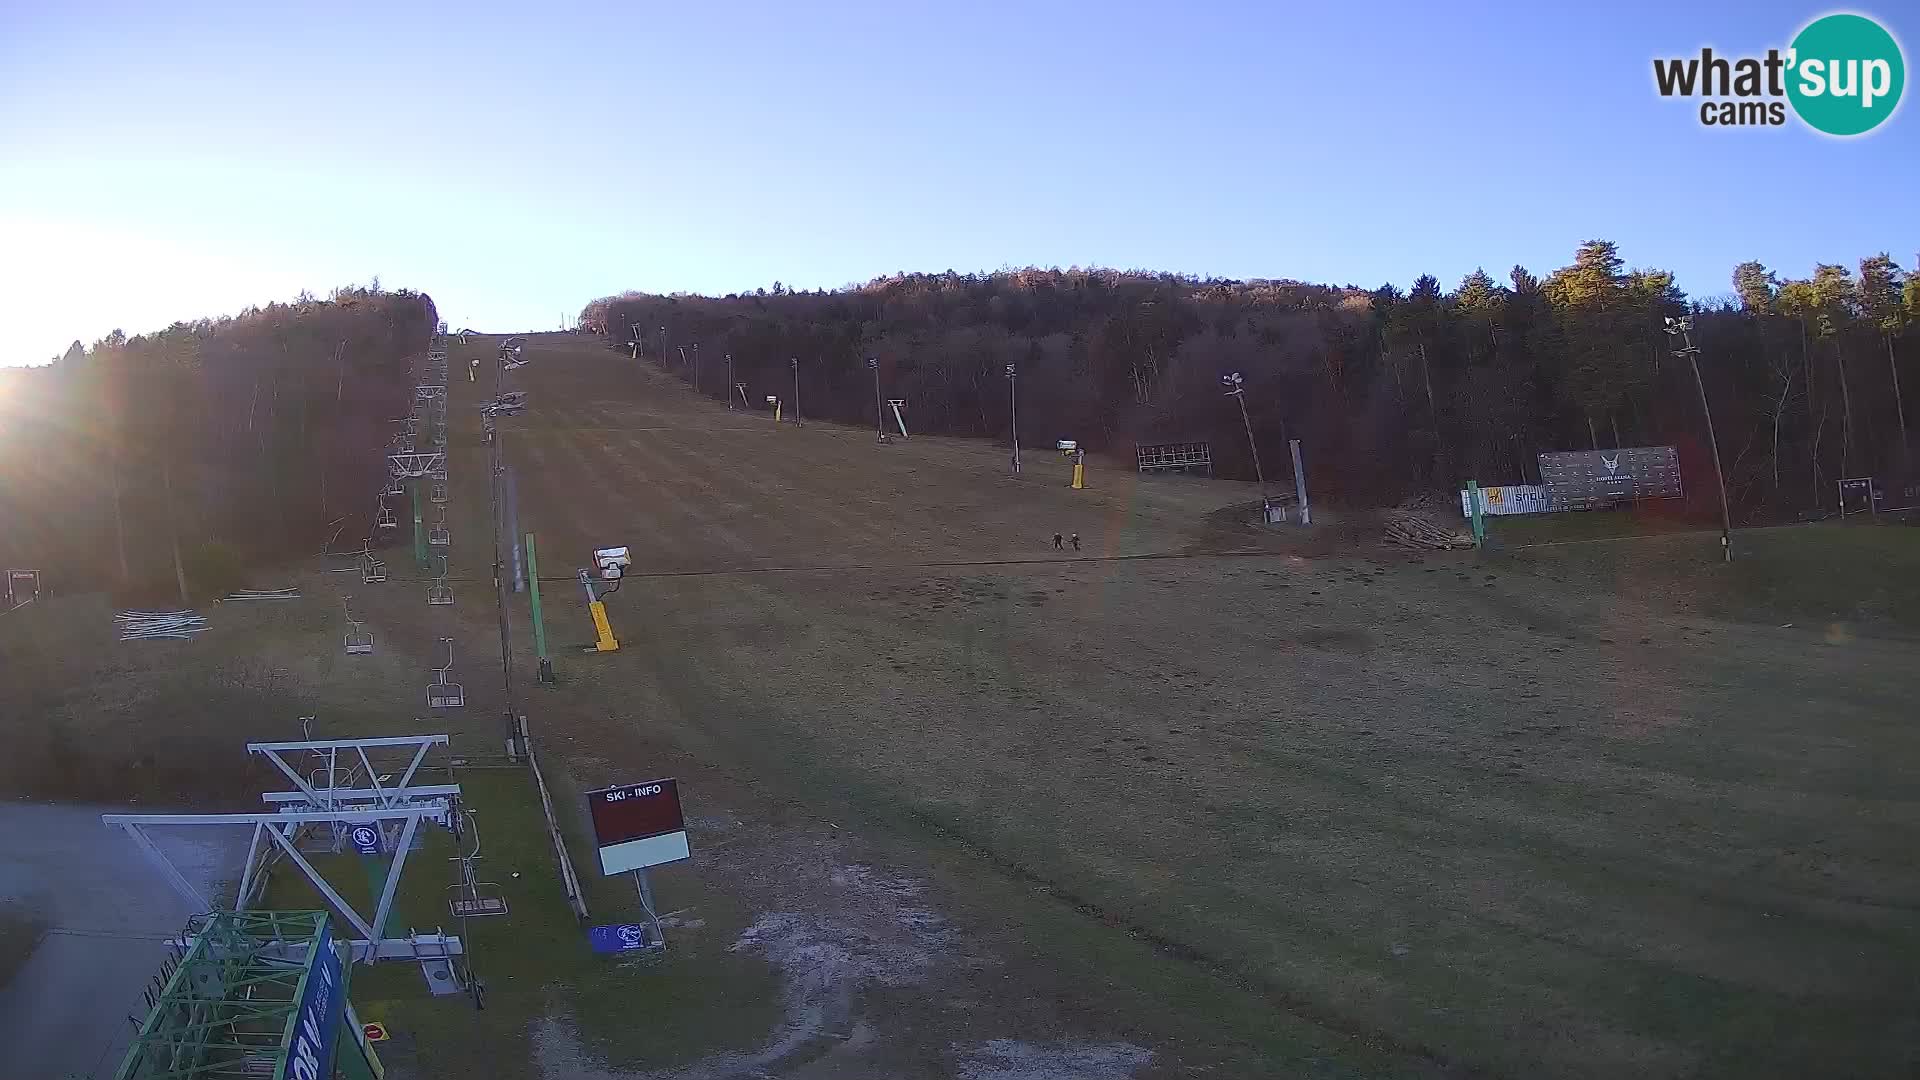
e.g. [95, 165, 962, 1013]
[1587, 414, 1598, 450]
[1772, 358, 1791, 492]
[1887, 333, 1908, 458]
[162, 457, 189, 605]
[1837, 343, 1855, 478]
[1801, 318, 1816, 508]
[1609, 413, 1621, 448]
[1418, 342, 1436, 420]
[109, 452, 130, 585]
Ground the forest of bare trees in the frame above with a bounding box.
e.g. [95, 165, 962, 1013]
[585, 242, 1917, 520]
[0, 286, 437, 599]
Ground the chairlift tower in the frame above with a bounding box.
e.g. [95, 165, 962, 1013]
[112, 911, 370, 1080]
[104, 734, 469, 968]
[1006, 363, 1021, 474]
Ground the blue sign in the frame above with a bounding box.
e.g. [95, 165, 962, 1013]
[348, 824, 382, 856]
[284, 932, 344, 1080]
[589, 923, 654, 954]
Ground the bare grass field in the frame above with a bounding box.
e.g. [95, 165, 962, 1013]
[3, 332, 1916, 1078]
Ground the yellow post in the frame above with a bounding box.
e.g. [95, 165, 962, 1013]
[589, 600, 620, 652]
[1071, 451, 1085, 490]
[774, 400, 782, 423]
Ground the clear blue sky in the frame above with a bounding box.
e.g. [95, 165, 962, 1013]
[2, 0, 1912, 364]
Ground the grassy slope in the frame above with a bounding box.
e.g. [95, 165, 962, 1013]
[1493, 514, 1920, 633]
[262, 767, 779, 1079]
[473, 335, 1920, 1078]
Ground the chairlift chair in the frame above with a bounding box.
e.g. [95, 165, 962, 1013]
[428, 638, 465, 708]
[342, 597, 374, 654]
[385, 477, 405, 497]
[446, 810, 509, 917]
[429, 521, 451, 547]
[363, 554, 388, 584]
[431, 483, 449, 504]
[428, 559, 453, 606]
[375, 503, 398, 530]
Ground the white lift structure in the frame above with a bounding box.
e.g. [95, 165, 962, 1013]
[101, 735, 465, 965]
[389, 452, 446, 479]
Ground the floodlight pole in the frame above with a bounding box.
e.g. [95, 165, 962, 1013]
[489, 359, 526, 758]
[1666, 317, 1733, 562]
[869, 357, 884, 441]
[1223, 373, 1270, 518]
[1006, 363, 1021, 474]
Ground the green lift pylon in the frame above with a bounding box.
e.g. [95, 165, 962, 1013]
[115, 910, 382, 1080]
[412, 479, 429, 571]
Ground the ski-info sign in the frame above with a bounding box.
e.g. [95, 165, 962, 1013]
[587, 779, 690, 875]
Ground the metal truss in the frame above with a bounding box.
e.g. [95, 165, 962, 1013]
[388, 452, 445, 478]
[112, 909, 338, 1080]
[103, 803, 459, 962]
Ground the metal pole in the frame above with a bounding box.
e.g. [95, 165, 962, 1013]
[791, 358, 801, 424]
[411, 480, 427, 570]
[489, 362, 522, 757]
[692, 343, 700, 396]
[1681, 328, 1734, 562]
[1290, 438, 1311, 526]
[1235, 392, 1269, 513]
[870, 358, 883, 440]
[506, 467, 524, 593]
[526, 532, 554, 685]
[726, 354, 735, 408]
[1007, 364, 1021, 474]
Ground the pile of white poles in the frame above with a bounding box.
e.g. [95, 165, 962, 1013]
[220, 588, 302, 602]
[117, 610, 209, 641]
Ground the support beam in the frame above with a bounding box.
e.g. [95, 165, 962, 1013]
[248, 735, 450, 753]
[369, 812, 421, 940]
[104, 805, 448, 827]
[260, 784, 460, 805]
[235, 822, 264, 910]
[262, 822, 377, 941]
[119, 823, 212, 913]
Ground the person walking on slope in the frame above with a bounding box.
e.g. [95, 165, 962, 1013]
[1070, 533, 1081, 552]
[1052, 533, 1064, 550]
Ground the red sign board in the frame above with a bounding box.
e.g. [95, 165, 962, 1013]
[586, 779, 690, 875]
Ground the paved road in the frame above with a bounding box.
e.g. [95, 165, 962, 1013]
[0, 802, 240, 1080]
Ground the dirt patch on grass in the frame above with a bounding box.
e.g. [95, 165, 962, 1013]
[954, 1039, 1152, 1080]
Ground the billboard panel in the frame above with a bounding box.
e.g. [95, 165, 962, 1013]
[587, 779, 690, 875]
[1459, 484, 1551, 518]
[1537, 447, 1682, 510]
[278, 935, 344, 1080]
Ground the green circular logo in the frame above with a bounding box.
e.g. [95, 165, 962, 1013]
[1787, 13, 1905, 136]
